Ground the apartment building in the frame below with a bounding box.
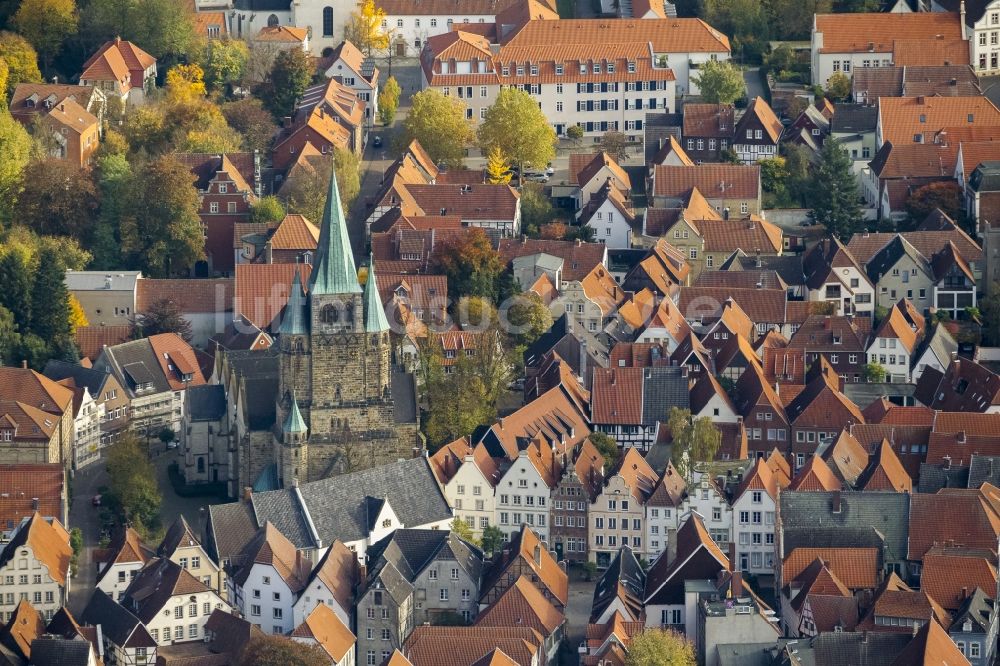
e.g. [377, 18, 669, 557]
[590, 448, 658, 567]
[429, 439, 500, 539]
[421, 0, 729, 139]
[730, 458, 778, 575]
[0, 513, 72, 622]
[495, 437, 562, 543]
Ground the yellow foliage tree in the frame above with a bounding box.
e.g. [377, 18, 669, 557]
[68, 294, 88, 333]
[166, 63, 207, 102]
[485, 146, 511, 185]
[344, 0, 389, 56]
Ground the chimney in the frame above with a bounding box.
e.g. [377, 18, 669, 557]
[534, 544, 542, 566]
[728, 542, 737, 572]
[861, 631, 868, 644]
[242, 486, 253, 502]
[916, 96, 925, 105]
[943, 455, 952, 470]
[960, 1, 967, 41]
[21, 360, 27, 369]
[962, 586, 969, 600]
[282, 116, 292, 128]
[580, 339, 588, 382]
[731, 571, 744, 598]
[831, 490, 842, 514]
[957, 430, 967, 444]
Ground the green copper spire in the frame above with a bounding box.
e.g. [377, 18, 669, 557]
[278, 269, 308, 335]
[282, 392, 308, 434]
[364, 255, 390, 333]
[309, 170, 361, 295]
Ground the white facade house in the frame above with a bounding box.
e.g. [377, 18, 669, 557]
[912, 323, 958, 382]
[579, 190, 635, 250]
[496, 443, 557, 544]
[442, 452, 499, 539]
[729, 459, 777, 576]
[0, 514, 72, 622]
[71, 387, 103, 469]
[867, 305, 922, 383]
[645, 465, 685, 563]
[322, 40, 380, 127]
[95, 528, 150, 602]
[678, 474, 732, 549]
[228, 523, 312, 635]
[589, 449, 657, 567]
[422, 12, 727, 140]
[291, 540, 358, 629]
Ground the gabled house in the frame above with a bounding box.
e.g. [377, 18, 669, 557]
[81, 590, 156, 666]
[590, 366, 689, 451]
[914, 355, 1000, 413]
[681, 103, 735, 163]
[475, 575, 565, 663]
[949, 587, 997, 666]
[550, 438, 604, 563]
[857, 573, 951, 633]
[802, 237, 875, 316]
[272, 78, 366, 169]
[644, 463, 687, 562]
[578, 181, 637, 249]
[79, 37, 157, 104]
[322, 40, 380, 126]
[867, 302, 924, 383]
[781, 558, 858, 637]
[590, 448, 658, 566]
[912, 322, 958, 382]
[785, 315, 870, 383]
[479, 525, 568, 612]
[732, 97, 782, 164]
[494, 436, 563, 544]
[95, 527, 153, 601]
[733, 363, 791, 460]
[292, 540, 358, 628]
[0, 464, 66, 543]
[158, 515, 226, 602]
[228, 522, 312, 634]
[430, 438, 501, 539]
[731, 458, 779, 574]
[590, 546, 646, 624]
[643, 514, 728, 632]
[0, 513, 72, 621]
[290, 603, 356, 666]
[42, 359, 129, 456]
[0, 368, 75, 468]
[650, 164, 762, 218]
[570, 151, 632, 209]
[785, 365, 866, 466]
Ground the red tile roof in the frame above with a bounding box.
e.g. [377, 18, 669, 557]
[0, 465, 64, 534]
[652, 164, 760, 200]
[290, 603, 355, 662]
[136, 278, 234, 314]
[908, 484, 1000, 561]
[858, 440, 912, 493]
[814, 12, 963, 54]
[920, 547, 997, 610]
[475, 575, 564, 637]
[788, 454, 842, 491]
[783, 547, 881, 591]
[234, 263, 313, 330]
[890, 617, 970, 666]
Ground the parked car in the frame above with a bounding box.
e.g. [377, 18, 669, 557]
[372, 135, 382, 148]
[523, 171, 549, 183]
[166, 441, 179, 450]
[92, 494, 102, 507]
[545, 163, 555, 175]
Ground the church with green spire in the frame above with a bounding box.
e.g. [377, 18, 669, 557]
[273, 171, 420, 485]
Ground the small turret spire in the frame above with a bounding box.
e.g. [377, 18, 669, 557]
[279, 269, 308, 335]
[364, 254, 390, 333]
[283, 391, 308, 434]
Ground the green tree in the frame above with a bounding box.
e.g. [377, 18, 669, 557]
[0, 31, 41, 98]
[766, 0, 830, 41]
[809, 139, 862, 239]
[136, 298, 193, 341]
[906, 181, 963, 221]
[702, 0, 769, 63]
[668, 407, 721, 480]
[432, 228, 505, 299]
[759, 156, 791, 207]
[598, 131, 629, 162]
[0, 305, 22, 365]
[402, 89, 474, 168]
[485, 145, 511, 185]
[283, 149, 360, 223]
[18, 159, 99, 238]
[519, 183, 555, 236]
[201, 38, 248, 90]
[824, 71, 851, 101]
[450, 517, 477, 544]
[69, 527, 82, 575]
[0, 59, 8, 111]
[566, 124, 584, 144]
[0, 248, 32, 328]
[782, 142, 812, 206]
[982, 282, 1000, 346]
[265, 47, 312, 119]
[237, 635, 329, 666]
[625, 629, 696, 666]
[80, 0, 196, 61]
[105, 433, 161, 537]
[0, 109, 31, 222]
[90, 153, 132, 269]
[862, 362, 887, 383]
[589, 432, 619, 470]
[123, 155, 204, 276]
[377, 74, 400, 125]
[12, 0, 77, 71]
[504, 291, 553, 346]
[221, 98, 276, 153]
[480, 525, 504, 557]
[29, 245, 73, 346]
[421, 346, 497, 448]
[692, 59, 746, 104]
[343, 0, 389, 56]
[477, 87, 556, 177]
[250, 195, 285, 224]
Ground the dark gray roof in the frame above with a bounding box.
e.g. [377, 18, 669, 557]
[779, 491, 909, 562]
[366, 529, 483, 588]
[29, 637, 91, 666]
[368, 560, 413, 605]
[780, 526, 885, 556]
[250, 488, 313, 548]
[158, 515, 200, 557]
[391, 371, 418, 424]
[42, 360, 111, 398]
[968, 455, 1000, 489]
[99, 338, 170, 396]
[807, 632, 910, 666]
[916, 462, 969, 493]
[642, 367, 690, 425]
[524, 313, 609, 372]
[969, 160, 1000, 193]
[718, 250, 804, 287]
[914, 322, 957, 369]
[952, 587, 995, 633]
[717, 640, 804, 666]
[865, 235, 930, 285]
[935, 0, 990, 26]
[81, 589, 154, 649]
[830, 104, 878, 134]
[223, 348, 280, 430]
[233, 0, 291, 10]
[252, 457, 451, 548]
[206, 501, 259, 565]
[590, 546, 645, 623]
[186, 384, 227, 421]
[644, 112, 683, 164]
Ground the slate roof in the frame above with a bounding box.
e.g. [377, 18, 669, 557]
[121, 557, 214, 624]
[779, 491, 910, 562]
[808, 631, 911, 666]
[248, 457, 452, 549]
[831, 103, 878, 134]
[590, 546, 645, 623]
[366, 529, 483, 589]
[81, 589, 155, 650]
[28, 636, 92, 666]
[952, 587, 995, 634]
[185, 384, 227, 421]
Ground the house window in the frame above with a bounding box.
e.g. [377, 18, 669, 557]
[439, 588, 449, 601]
[210, 202, 219, 213]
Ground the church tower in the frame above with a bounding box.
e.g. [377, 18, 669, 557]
[275, 171, 413, 485]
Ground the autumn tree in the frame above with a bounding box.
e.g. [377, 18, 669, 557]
[265, 47, 312, 119]
[250, 196, 286, 224]
[377, 74, 400, 125]
[12, 0, 77, 72]
[123, 156, 204, 276]
[0, 109, 32, 222]
[221, 98, 276, 153]
[825, 71, 851, 101]
[668, 407, 721, 480]
[283, 149, 360, 222]
[906, 181, 963, 221]
[237, 635, 329, 666]
[0, 31, 41, 98]
[105, 433, 161, 536]
[18, 159, 99, 238]
[421, 342, 497, 447]
[626, 629, 696, 666]
[135, 298, 194, 341]
[519, 183, 555, 236]
[485, 145, 511, 185]
[503, 291, 552, 346]
[759, 156, 791, 207]
[450, 517, 476, 544]
[201, 38, 249, 90]
[599, 131, 629, 162]
[166, 63, 207, 102]
[589, 432, 619, 470]
[693, 59, 745, 104]
[809, 138, 862, 239]
[478, 87, 556, 178]
[402, 89, 475, 168]
[432, 228, 505, 299]
[344, 0, 389, 56]
[0, 60, 7, 111]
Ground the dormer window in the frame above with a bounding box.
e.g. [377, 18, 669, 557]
[381, 518, 391, 527]
[555, 64, 563, 75]
[593, 63, 601, 73]
[579, 63, 587, 74]
[530, 64, 538, 76]
[627, 61, 636, 73]
[516, 66, 524, 76]
[607, 62, 615, 73]
[0, 429, 11, 441]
